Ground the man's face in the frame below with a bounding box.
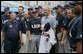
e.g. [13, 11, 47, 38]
[28, 10, 33, 16]
[67, 9, 73, 18]
[5, 10, 10, 16]
[18, 7, 23, 14]
[39, 8, 42, 13]
[44, 9, 49, 16]
[64, 8, 69, 13]
[28, 10, 32, 13]
[33, 12, 39, 18]
[10, 13, 16, 20]
[56, 8, 62, 15]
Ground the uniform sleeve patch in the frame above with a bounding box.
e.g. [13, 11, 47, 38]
[80, 35, 82, 37]
[27, 19, 29, 21]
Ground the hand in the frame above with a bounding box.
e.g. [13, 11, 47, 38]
[19, 40, 24, 46]
[21, 41, 24, 46]
[60, 40, 64, 45]
[46, 38, 49, 42]
[29, 37, 32, 42]
[41, 27, 45, 31]
[44, 33, 49, 36]
[58, 37, 61, 41]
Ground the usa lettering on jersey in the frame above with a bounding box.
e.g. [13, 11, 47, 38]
[31, 24, 41, 28]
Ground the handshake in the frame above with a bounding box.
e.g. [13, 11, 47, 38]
[41, 23, 51, 42]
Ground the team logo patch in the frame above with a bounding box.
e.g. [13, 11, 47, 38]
[31, 24, 41, 28]
[9, 25, 12, 28]
[16, 18, 19, 20]
[80, 35, 82, 37]
[27, 19, 29, 21]
[2, 20, 8, 24]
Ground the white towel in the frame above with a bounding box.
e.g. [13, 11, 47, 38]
[39, 28, 57, 53]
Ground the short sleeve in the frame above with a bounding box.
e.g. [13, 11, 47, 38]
[76, 18, 82, 39]
[18, 21, 22, 31]
[50, 16, 56, 28]
[26, 19, 31, 30]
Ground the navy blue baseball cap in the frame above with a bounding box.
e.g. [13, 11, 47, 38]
[28, 7, 33, 10]
[69, 1, 82, 6]
[64, 4, 72, 9]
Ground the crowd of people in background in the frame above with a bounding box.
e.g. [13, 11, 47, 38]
[1, 1, 82, 53]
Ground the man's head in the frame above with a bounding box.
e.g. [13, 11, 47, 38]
[66, 8, 74, 20]
[35, 7, 40, 14]
[28, 7, 33, 16]
[74, 2, 82, 15]
[33, 11, 39, 18]
[38, 6, 42, 10]
[43, 6, 51, 16]
[4, 6, 10, 16]
[63, 4, 72, 14]
[10, 12, 16, 21]
[69, 1, 82, 15]
[35, 7, 39, 11]
[55, 5, 63, 15]
[38, 6, 43, 13]
[18, 6, 24, 14]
